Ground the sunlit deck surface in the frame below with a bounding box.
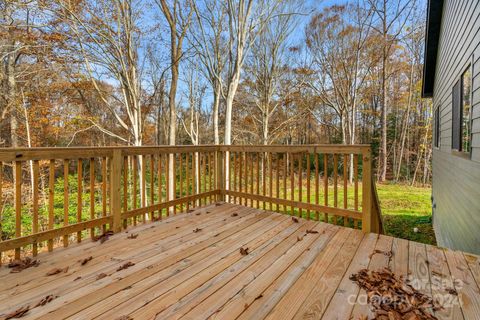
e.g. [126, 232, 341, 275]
[1, 203, 479, 320]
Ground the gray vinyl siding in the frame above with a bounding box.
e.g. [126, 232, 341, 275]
[431, 0, 480, 254]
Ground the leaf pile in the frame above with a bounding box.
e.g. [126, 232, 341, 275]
[349, 268, 438, 320]
[93, 230, 114, 244]
[8, 258, 40, 273]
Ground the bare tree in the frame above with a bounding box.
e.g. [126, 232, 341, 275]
[246, 1, 300, 145]
[367, 0, 416, 181]
[156, 0, 193, 206]
[191, 0, 228, 144]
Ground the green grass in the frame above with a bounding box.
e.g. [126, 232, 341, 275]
[376, 183, 436, 245]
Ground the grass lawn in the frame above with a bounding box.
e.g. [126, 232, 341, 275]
[376, 183, 436, 245]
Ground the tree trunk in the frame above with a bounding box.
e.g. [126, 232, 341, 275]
[213, 83, 221, 145]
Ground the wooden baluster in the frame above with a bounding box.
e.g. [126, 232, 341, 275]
[173, 153, 177, 214]
[275, 154, 280, 213]
[123, 156, 128, 228]
[32, 160, 39, 255]
[179, 153, 183, 210]
[244, 152, 248, 206]
[333, 154, 338, 224]
[315, 154, 319, 221]
[158, 154, 163, 217]
[239, 152, 244, 206]
[269, 152, 273, 211]
[354, 154, 359, 229]
[263, 153, 267, 210]
[47, 160, 55, 250]
[233, 152, 237, 204]
[89, 158, 95, 239]
[306, 153, 311, 220]
[256, 152, 260, 209]
[208, 152, 215, 203]
[193, 152, 197, 207]
[290, 153, 294, 215]
[202, 153, 206, 205]
[77, 159, 83, 242]
[165, 153, 172, 217]
[63, 159, 69, 247]
[186, 153, 190, 210]
[15, 161, 22, 259]
[249, 152, 255, 208]
[0, 162, 2, 264]
[102, 157, 107, 230]
[133, 156, 138, 224]
[150, 155, 155, 220]
[141, 155, 146, 222]
[343, 153, 348, 226]
[323, 154, 328, 223]
[298, 153, 303, 218]
[283, 154, 287, 214]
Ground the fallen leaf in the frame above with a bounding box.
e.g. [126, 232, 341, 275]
[292, 217, 299, 223]
[240, 247, 249, 256]
[117, 262, 135, 272]
[297, 235, 304, 241]
[93, 230, 114, 244]
[306, 229, 319, 234]
[445, 287, 458, 295]
[3, 305, 30, 319]
[46, 267, 68, 276]
[231, 213, 238, 217]
[8, 258, 40, 273]
[126, 234, 138, 239]
[254, 294, 263, 301]
[115, 316, 133, 320]
[79, 256, 93, 265]
[74, 276, 82, 281]
[196, 212, 201, 216]
[193, 228, 202, 233]
[34, 295, 56, 307]
[96, 273, 107, 280]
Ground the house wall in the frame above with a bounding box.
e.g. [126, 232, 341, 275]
[432, 0, 480, 254]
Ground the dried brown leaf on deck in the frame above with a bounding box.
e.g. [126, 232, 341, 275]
[231, 213, 238, 217]
[291, 217, 299, 223]
[96, 273, 107, 280]
[114, 316, 133, 320]
[445, 287, 458, 295]
[3, 305, 30, 319]
[117, 261, 135, 271]
[297, 235, 304, 242]
[46, 267, 68, 276]
[93, 230, 114, 244]
[126, 234, 138, 239]
[34, 295, 57, 307]
[193, 228, 202, 233]
[306, 229, 319, 234]
[8, 258, 40, 273]
[79, 256, 93, 265]
[240, 247, 249, 256]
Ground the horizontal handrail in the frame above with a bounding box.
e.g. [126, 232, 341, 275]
[0, 144, 379, 263]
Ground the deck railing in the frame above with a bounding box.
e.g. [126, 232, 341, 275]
[0, 145, 381, 263]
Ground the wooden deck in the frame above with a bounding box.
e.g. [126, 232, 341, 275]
[1, 203, 479, 320]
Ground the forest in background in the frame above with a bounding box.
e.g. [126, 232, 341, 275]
[1, 0, 431, 185]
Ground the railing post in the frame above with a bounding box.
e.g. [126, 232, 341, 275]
[110, 149, 123, 233]
[362, 148, 372, 233]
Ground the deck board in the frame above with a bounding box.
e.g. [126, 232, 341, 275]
[1, 203, 479, 320]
